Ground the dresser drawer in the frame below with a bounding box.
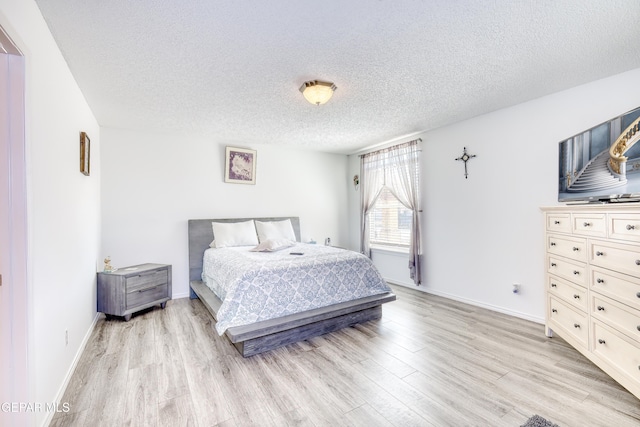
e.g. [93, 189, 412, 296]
[549, 296, 589, 348]
[127, 283, 168, 309]
[592, 294, 640, 344]
[547, 255, 587, 287]
[590, 239, 640, 279]
[547, 213, 571, 233]
[126, 269, 168, 292]
[592, 320, 640, 391]
[548, 275, 588, 311]
[591, 266, 640, 312]
[610, 213, 640, 243]
[572, 213, 607, 237]
[547, 234, 587, 262]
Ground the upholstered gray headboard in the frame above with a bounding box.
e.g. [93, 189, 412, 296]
[188, 217, 301, 282]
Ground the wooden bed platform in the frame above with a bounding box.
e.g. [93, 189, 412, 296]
[188, 217, 396, 357]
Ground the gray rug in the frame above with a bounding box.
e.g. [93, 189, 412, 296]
[521, 415, 560, 427]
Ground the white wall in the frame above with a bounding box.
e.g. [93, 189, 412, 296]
[349, 68, 640, 323]
[101, 127, 349, 298]
[0, 1, 101, 426]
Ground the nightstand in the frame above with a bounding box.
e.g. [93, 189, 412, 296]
[97, 263, 172, 321]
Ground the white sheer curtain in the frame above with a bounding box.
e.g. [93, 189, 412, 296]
[360, 140, 422, 285]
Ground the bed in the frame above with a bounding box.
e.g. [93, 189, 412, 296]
[188, 217, 396, 357]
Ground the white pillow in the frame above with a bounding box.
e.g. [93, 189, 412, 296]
[250, 238, 296, 252]
[211, 220, 258, 248]
[255, 219, 297, 243]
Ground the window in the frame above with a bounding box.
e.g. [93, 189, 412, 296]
[369, 187, 412, 248]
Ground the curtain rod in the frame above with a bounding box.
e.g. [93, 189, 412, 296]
[360, 138, 422, 158]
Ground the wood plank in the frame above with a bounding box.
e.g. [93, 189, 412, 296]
[51, 284, 640, 427]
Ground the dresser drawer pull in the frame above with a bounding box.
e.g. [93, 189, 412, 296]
[637, 292, 640, 298]
[550, 242, 556, 246]
[554, 220, 560, 225]
[597, 278, 604, 284]
[583, 222, 591, 227]
[572, 247, 580, 251]
[596, 251, 604, 256]
[573, 270, 580, 275]
[551, 283, 557, 288]
[636, 260, 640, 266]
[598, 339, 606, 345]
[637, 325, 640, 331]
[597, 306, 605, 311]
[627, 224, 636, 230]
[552, 309, 558, 313]
[551, 263, 557, 267]
[573, 323, 580, 329]
[573, 294, 580, 299]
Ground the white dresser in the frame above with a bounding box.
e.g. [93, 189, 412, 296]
[542, 205, 640, 400]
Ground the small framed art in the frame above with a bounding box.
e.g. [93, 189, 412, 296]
[80, 131, 90, 176]
[224, 146, 256, 184]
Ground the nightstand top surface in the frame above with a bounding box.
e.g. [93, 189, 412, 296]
[99, 263, 170, 276]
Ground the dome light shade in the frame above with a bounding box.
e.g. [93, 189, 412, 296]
[299, 80, 337, 105]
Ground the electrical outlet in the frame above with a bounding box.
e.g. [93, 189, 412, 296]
[512, 283, 520, 294]
[65, 330, 68, 346]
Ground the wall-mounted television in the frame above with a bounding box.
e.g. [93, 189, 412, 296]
[559, 106, 640, 203]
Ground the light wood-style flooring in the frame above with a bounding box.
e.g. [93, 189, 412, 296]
[51, 285, 640, 427]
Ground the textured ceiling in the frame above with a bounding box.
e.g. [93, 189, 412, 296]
[35, 0, 640, 154]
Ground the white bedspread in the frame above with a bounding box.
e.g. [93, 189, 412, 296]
[201, 243, 391, 335]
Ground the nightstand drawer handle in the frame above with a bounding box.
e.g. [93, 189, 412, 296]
[138, 287, 156, 293]
[598, 339, 606, 345]
[573, 294, 580, 299]
[596, 251, 604, 256]
[574, 323, 580, 329]
[627, 224, 635, 230]
[597, 278, 604, 284]
[583, 222, 591, 227]
[597, 306, 605, 311]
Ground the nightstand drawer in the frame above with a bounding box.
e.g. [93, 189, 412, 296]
[127, 283, 168, 309]
[126, 270, 168, 292]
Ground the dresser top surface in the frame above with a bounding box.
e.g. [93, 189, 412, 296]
[541, 204, 640, 213]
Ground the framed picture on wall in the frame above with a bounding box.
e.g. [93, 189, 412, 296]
[80, 131, 90, 176]
[224, 146, 256, 184]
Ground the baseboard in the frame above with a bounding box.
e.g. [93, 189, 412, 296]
[172, 291, 190, 300]
[387, 281, 545, 325]
[42, 312, 101, 427]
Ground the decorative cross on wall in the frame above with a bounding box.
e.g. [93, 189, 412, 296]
[455, 147, 477, 179]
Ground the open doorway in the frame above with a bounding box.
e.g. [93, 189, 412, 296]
[0, 24, 29, 425]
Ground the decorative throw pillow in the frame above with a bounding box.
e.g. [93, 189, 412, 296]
[255, 219, 296, 243]
[211, 220, 259, 248]
[250, 239, 296, 252]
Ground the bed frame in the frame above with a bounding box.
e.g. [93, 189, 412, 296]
[188, 217, 396, 357]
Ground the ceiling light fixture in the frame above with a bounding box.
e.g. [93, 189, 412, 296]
[299, 80, 337, 105]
